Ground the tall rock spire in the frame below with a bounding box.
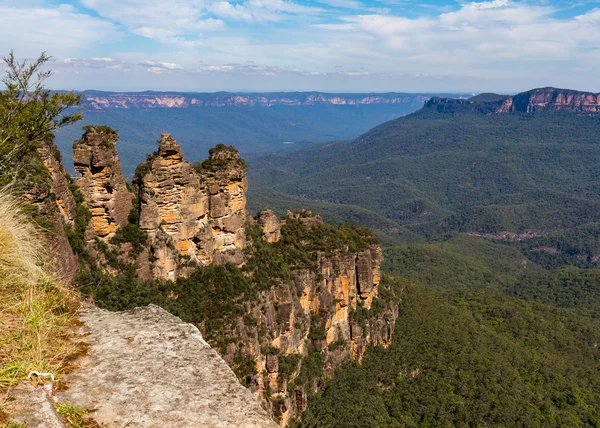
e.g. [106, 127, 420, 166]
[136, 135, 248, 280]
[73, 126, 132, 242]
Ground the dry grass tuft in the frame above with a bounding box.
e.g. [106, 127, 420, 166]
[0, 189, 82, 415]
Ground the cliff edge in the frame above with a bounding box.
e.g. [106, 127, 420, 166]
[10, 305, 277, 427]
[425, 87, 600, 115]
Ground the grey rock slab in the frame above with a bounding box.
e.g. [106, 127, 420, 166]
[8, 382, 65, 428]
[57, 304, 276, 427]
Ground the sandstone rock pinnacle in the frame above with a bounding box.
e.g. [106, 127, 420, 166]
[136, 136, 248, 280]
[73, 126, 133, 242]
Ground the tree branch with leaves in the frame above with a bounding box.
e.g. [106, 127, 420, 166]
[0, 51, 83, 188]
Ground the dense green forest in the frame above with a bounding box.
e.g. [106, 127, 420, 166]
[299, 280, 600, 427]
[245, 100, 600, 426]
[248, 109, 600, 243]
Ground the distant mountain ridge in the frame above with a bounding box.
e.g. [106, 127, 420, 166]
[56, 91, 465, 176]
[82, 90, 440, 110]
[248, 86, 600, 250]
[426, 87, 600, 114]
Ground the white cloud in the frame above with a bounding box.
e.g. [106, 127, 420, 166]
[207, 0, 323, 22]
[138, 60, 184, 73]
[312, 1, 600, 78]
[65, 58, 124, 67]
[80, 0, 226, 44]
[138, 61, 183, 70]
[0, 5, 118, 56]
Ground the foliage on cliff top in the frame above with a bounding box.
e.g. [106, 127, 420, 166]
[280, 216, 378, 256]
[0, 190, 82, 415]
[82, 124, 118, 135]
[0, 51, 82, 190]
[243, 217, 378, 285]
[196, 143, 247, 173]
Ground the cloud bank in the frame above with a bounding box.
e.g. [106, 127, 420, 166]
[1, 0, 599, 92]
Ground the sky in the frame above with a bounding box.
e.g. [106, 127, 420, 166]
[2, 0, 600, 93]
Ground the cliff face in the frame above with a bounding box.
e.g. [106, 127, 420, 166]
[83, 91, 432, 110]
[219, 211, 397, 425]
[73, 127, 133, 242]
[509, 88, 600, 113]
[427, 88, 600, 115]
[24, 143, 79, 282]
[136, 135, 247, 280]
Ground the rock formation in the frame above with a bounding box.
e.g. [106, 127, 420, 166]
[219, 211, 397, 425]
[73, 126, 132, 242]
[9, 305, 277, 427]
[257, 209, 282, 243]
[31, 129, 397, 425]
[23, 142, 78, 282]
[201, 143, 248, 264]
[426, 87, 600, 115]
[136, 134, 211, 280]
[135, 135, 248, 280]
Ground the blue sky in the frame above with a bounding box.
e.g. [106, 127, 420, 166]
[2, 0, 600, 92]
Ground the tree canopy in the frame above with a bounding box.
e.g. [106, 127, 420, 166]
[0, 51, 82, 188]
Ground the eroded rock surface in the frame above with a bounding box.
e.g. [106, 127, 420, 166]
[8, 382, 64, 428]
[203, 144, 248, 265]
[137, 135, 248, 279]
[24, 143, 78, 282]
[73, 126, 132, 242]
[257, 209, 281, 243]
[57, 305, 277, 428]
[221, 211, 397, 425]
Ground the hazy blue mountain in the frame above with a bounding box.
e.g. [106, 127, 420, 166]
[247, 88, 600, 260]
[54, 91, 464, 176]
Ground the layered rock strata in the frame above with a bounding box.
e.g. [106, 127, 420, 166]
[510, 88, 600, 113]
[202, 143, 248, 265]
[221, 212, 397, 425]
[427, 87, 600, 115]
[73, 127, 132, 242]
[137, 135, 247, 279]
[84, 92, 432, 110]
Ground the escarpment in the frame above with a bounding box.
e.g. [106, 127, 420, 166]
[510, 88, 600, 113]
[217, 211, 397, 425]
[73, 126, 133, 242]
[33, 127, 398, 426]
[426, 87, 600, 115]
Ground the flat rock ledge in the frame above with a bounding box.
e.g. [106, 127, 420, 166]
[12, 305, 276, 427]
